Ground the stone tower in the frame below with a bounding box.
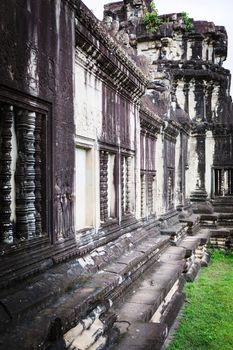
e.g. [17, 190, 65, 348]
[103, 3, 233, 214]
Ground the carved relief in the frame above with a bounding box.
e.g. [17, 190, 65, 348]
[54, 177, 74, 240]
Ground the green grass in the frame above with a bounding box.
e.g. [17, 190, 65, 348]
[167, 250, 233, 350]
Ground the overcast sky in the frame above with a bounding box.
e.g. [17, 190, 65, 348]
[82, 0, 233, 95]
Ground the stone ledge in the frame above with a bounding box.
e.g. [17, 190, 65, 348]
[0, 229, 169, 349]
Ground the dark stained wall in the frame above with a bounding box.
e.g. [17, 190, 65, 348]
[0, 0, 75, 241]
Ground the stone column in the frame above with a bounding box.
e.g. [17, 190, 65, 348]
[0, 103, 14, 244]
[183, 81, 190, 114]
[155, 133, 165, 215]
[205, 82, 214, 123]
[194, 81, 205, 120]
[190, 124, 213, 212]
[15, 109, 36, 239]
[35, 113, 42, 235]
[100, 151, 108, 222]
[147, 173, 154, 215]
[140, 172, 146, 217]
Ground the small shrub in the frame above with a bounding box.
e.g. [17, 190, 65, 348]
[144, 1, 161, 33]
[182, 11, 194, 32]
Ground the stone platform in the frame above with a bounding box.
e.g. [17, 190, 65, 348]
[0, 214, 211, 350]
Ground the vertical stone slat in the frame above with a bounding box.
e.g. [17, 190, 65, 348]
[121, 155, 125, 215]
[141, 173, 145, 217]
[168, 169, 174, 210]
[126, 157, 131, 213]
[15, 109, 36, 239]
[121, 155, 131, 215]
[35, 113, 42, 236]
[217, 169, 221, 196]
[27, 111, 36, 237]
[100, 151, 108, 222]
[147, 173, 153, 215]
[0, 103, 14, 244]
[220, 168, 225, 196]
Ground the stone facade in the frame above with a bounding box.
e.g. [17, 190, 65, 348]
[0, 0, 232, 349]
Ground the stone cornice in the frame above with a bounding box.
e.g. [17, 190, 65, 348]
[161, 60, 230, 82]
[163, 120, 180, 141]
[75, 1, 148, 99]
[139, 103, 163, 135]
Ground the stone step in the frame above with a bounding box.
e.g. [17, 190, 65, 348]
[209, 228, 233, 250]
[179, 213, 200, 235]
[0, 216, 146, 289]
[177, 229, 210, 257]
[160, 223, 188, 245]
[108, 246, 186, 350]
[0, 231, 170, 350]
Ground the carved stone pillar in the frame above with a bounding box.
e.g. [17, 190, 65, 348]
[0, 104, 14, 244]
[147, 173, 154, 215]
[221, 168, 225, 196]
[141, 173, 146, 217]
[190, 125, 214, 213]
[167, 169, 174, 210]
[194, 81, 205, 120]
[35, 113, 42, 235]
[100, 151, 108, 222]
[190, 131, 208, 201]
[121, 155, 131, 215]
[121, 155, 125, 215]
[183, 81, 190, 114]
[27, 111, 36, 237]
[206, 82, 213, 122]
[126, 157, 131, 213]
[15, 109, 36, 239]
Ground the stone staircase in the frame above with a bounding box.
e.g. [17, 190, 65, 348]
[0, 213, 211, 350]
[199, 198, 233, 250]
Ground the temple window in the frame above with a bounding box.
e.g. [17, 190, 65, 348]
[168, 168, 175, 209]
[213, 168, 233, 197]
[121, 155, 131, 215]
[100, 150, 116, 222]
[75, 146, 93, 230]
[0, 101, 47, 245]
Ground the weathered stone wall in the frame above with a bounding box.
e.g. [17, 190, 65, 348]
[0, 0, 75, 242]
[1, 1, 233, 349]
[75, 1, 147, 234]
[103, 0, 233, 209]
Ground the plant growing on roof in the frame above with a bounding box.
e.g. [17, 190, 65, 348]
[182, 11, 194, 32]
[144, 1, 161, 33]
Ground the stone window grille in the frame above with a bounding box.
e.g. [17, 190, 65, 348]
[141, 173, 146, 217]
[0, 101, 47, 245]
[147, 173, 156, 216]
[100, 150, 116, 222]
[141, 171, 156, 218]
[168, 168, 175, 210]
[121, 155, 131, 215]
[213, 168, 233, 197]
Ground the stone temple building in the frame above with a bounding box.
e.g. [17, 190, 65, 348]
[0, 0, 233, 349]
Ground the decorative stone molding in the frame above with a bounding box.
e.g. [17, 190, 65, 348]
[163, 120, 180, 142]
[76, 1, 148, 99]
[139, 102, 163, 135]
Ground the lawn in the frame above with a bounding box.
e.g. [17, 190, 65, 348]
[167, 250, 233, 350]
